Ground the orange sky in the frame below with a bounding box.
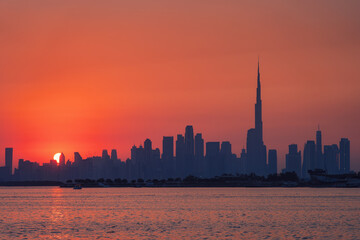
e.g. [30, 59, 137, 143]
[0, 0, 359, 171]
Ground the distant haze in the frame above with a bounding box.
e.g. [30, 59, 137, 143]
[0, 0, 359, 171]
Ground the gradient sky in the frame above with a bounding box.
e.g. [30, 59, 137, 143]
[0, 0, 359, 171]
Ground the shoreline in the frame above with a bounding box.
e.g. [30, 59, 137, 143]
[0, 181, 358, 188]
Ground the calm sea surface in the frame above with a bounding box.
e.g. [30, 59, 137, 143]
[0, 187, 359, 239]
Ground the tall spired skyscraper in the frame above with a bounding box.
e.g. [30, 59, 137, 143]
[255, 60, 263, 144]
[246, 60, 267, 176]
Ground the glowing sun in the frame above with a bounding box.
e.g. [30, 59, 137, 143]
[53, 153, 61, 163]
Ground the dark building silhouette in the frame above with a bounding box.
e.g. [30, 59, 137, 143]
[162, 136, 174, 178]
[239, 149, 247, 174]
[131, 145, 144, 179]
[302, 140, 316, 179]
[268, 149, 277, 175]
[185, 125, 195, 175]
[151, 147, 162, 180]
[5, 147, 13, 176]
[246, 128, 256, 173]
[74, 152, 82, 163]
[144, 139, 152, 164]
[221, 141, 232, 174]
[285, 144, 301, 177]
[246, 60, 267, 176]
[14, 159, 39, 181]
[102, 149, 110, 161]
[195, 133, 205, 176]
[59, 152, 65, 166]
[176, 134, 185, 177]
[339, 138, 350, 173]
[316, 129, 323, 169]
[206, 142, 220, 177]
[324, 144, 339, 174]
[111, 149, 118, 161]
[130, 139, 161, 180]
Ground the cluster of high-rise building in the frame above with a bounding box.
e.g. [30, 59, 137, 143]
[284, 130, 350, 179]
[0, 61, 352, 182]
[128, 126, 242, 180]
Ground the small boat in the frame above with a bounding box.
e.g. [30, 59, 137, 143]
[73, 184, 82, 190]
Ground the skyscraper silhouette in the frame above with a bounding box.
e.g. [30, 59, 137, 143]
[324, 144, 339, 174]
[221, 141, 232, 174]
[316, 128, 323, 169]
[102, 149, 110, 160]
[176, 134, 185, 177]
[194, 133, 204, 176]
[285, 144, 301, 177]
[59, 153, 65, 166]
[255, 60, 263, 143]
[185, 125, 195, 175]
[239, 148, 247, 174]
[74, 152, 82, 163]
[144, 139, 153, 179]
[5, 148, 13, 176]
[339, 138, 350, 173]
[268, 149, 277, 175]
[111, 149, 118, 161]
[302, 140, 316, 178]
[246, 60, 267, 176]
[162, 136, 174, 178]
[144, 139, 152, 162]
[206, 142, 220, 177]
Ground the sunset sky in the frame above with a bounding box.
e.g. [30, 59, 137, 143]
[0, 0, 359, 171]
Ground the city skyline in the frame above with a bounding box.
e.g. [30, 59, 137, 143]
[0, 62, 353, 181]
[1, 1, 359, 171]
[0, 60, 357, 171]
[0, 57, 356, 172]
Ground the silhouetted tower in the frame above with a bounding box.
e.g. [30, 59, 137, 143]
[74, 152, 82, 163]
[195, 133, 204, 175]
[324, 144, 339, 174]
[111, 149, 118, 161]
[143, 139, 153, 178]
[162, 137, 174, 160]
[285, 144, 301, 178]
[59, 153, 65, 166]
[268, 149, 277, 175]
[130, 144, 146, 179]
[302, 140, 316, 179]
[255, 59, 263, 143]
[102, 149, 110, 160]
[162, 136, 174, 177]
[184, 125, 195, 175]
[151, 147, 161, 179]
[246, 60, 267, 176]
[144, 139, 152, 161]
[316, 128, 323, 169]
[176, 134, 185, 177]
[221, 142, 232, 156]
[246, 128, 256, 173]
[5, 148, 13, 176]
[221, 141, 232, 174]
[240, 148, 247, 174]
[339, 138, 350, 173]
[206, 142, 220, 177]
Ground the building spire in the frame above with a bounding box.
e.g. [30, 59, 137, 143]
[257, 56, 261, 102]
[255, 58, 263, 142]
